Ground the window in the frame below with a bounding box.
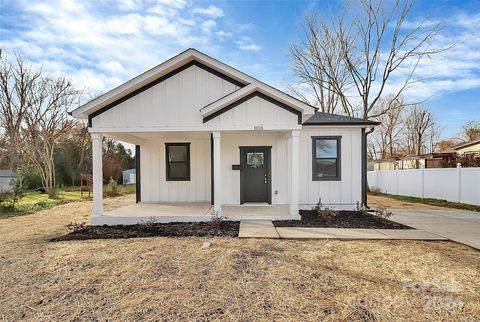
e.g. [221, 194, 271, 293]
[166, 143, 190, 181]
[312, 136, 341, 181]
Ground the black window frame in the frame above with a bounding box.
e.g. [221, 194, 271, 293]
[311, 136, 341, 181]
[165, 143, 191, 181]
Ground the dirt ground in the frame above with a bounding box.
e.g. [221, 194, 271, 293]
[368, 194, 450, 210]
[0, 196, 479, 321]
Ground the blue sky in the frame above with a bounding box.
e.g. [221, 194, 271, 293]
[1, 0, 479, 139]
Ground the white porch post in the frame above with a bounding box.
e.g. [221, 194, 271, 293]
[290, 130, 300, 215]
[91, 133, 103, 217]
[212, 131, 222, 214]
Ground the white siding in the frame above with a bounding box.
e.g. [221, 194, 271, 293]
[140, 136, 211, 203]
[92, 65, 240, 128]
[206, 96, 299, 128]
[138, 127, 363, 208]
[298, 127, 362, 209]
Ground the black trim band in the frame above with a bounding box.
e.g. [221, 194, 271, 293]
[135, 145, 141, 203]
[210, 134, 214, 205]
[88, 60, 247, 127]
[303, 121, 380, 126]
[203, 91, 302, 124]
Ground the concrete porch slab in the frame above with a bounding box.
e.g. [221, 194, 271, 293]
[239, 220, 280, 239]
[276, 227, 335, 239]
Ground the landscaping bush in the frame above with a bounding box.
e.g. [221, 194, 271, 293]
[15, 165, 43, 190]
[313, 198, 336, 222]
[10, 177, 26, 207]
[104, 177, 121, 197]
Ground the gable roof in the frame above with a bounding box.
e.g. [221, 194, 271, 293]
[200, 82, 311, 124]
[452, 138, 480, 150]
[70, 48, 316, 120]
[303, 112, 380, 126]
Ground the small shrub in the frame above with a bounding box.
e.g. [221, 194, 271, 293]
[104, 177, 121, 197]
[368, 186, 381, 195]
[355, 201, 368, 215]
[0, 189, 11, 204]
[139, 217, 159, 228]
[313, 198, 337, 222]
[210, 210, 227, 227]
[66, 220, 86, 232]
[376, 206, 393, 219]
[9, 177, 26, 207]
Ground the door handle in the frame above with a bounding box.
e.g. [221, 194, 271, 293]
[264, 174, 268, 184]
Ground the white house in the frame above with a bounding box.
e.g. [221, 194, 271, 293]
[71, 49, 379, 225]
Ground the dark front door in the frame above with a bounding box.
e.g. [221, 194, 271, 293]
[240, 146, 271, 204]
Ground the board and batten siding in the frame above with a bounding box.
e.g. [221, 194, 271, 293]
[91, 64, 240, 128]
[206, 96, 299, 128]
[298, 127, 362, 209]
[140, 137, 211, 203]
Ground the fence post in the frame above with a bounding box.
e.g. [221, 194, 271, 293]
[421, 168, 425, 199]
[456, 163, 462, 203]
[395, 168, 399, 195]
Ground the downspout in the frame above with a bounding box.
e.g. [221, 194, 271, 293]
[362, 127, 375, 208]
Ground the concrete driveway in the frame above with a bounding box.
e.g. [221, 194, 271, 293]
[390, 209, 480, 250]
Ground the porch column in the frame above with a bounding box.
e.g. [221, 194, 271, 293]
[212, 131, 222, 213]
[91, 132, 103, 217]
[290, 130, 300, 215]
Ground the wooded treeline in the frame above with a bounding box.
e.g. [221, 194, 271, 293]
[0, 52, 134, 196]
[289, 0, 478, 160]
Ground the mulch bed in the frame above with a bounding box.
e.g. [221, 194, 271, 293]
[51, 221, 240, 241]
[273, 210, 412, 229]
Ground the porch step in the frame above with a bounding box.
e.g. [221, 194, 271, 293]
[239, 220, 280, 239]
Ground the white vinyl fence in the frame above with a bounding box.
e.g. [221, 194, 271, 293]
[367, 167, 480, 206]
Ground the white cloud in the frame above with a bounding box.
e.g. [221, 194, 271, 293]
[235, 36, 261, 51]
[1, 0, 259, 95]
[192, 5, 224, 18]
[215, 30, 232, 38]
[201, 20, 217, 33]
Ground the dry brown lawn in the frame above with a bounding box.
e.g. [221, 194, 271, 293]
[368, 194, 449, 210]
[1, 196, 479, 321]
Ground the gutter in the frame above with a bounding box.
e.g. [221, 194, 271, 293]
[362, 127, 375, 208]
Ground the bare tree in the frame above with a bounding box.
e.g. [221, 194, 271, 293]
[290, 0, 447, 119]
[402, 105, 437, 164]
[22, 76, 79, 197]
[290, 14, 352, 114]
[0, 54, 41, 170]
[370, 95, 406, 158]
[461, 120, 480, 141]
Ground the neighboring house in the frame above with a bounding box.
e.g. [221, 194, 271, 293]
[71, 49, 379, 225]
[122, 169, 136, 185]
[452, 139, 480, 157]
[372, 153, 456, 170]
[0, 169, 15, 192]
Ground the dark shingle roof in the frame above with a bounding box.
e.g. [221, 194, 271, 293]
[303, 112, 380, 126]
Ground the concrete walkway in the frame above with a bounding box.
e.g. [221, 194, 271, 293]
[239, 221, 447, 241]
[389, 209, 480, 250]
[239, 210, 480, 250]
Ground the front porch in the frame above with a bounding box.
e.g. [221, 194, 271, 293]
[90, 129, 301, 225]
[93, 202, 298, 225]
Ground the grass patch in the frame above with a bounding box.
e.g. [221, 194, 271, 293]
[371, 192, 480, 212]
[0, 184, 136, 219]
[1, 197, 479, 321]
